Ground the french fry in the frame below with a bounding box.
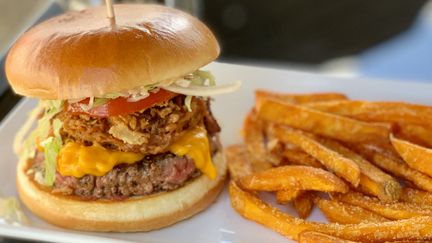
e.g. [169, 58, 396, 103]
[307, 100, 432, 128]
[270, 125, 361, 186]
[315, 198, 388, 224]
[255, 90, 348, 108]
[293, 192, 314, 219]
[257, 99, 390, 143]
[239, 165, 349, 193]
[334, 191, 432, 220]
[320, 139, 401, 202]
[299, 231, 359, 243]
[230, 181, 432, 242]
[396, 123, 432, 148]
[282, 150, 324, 169]
[400, 188, 432, 206]
[390, 135, 432, 177]
[276, 188, 302, 204]
[388, 241, 429, 243]
[353, 144, 432, 193]
[225, 144, 254, 181]
[242, 110, 276, 170]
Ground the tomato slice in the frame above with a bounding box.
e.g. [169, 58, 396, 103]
[67, 89, 178, 117]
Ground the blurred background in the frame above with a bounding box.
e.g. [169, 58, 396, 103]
[1, 0, 432, 121]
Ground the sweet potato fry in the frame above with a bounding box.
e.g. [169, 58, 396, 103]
[230, 181, 432, 242]
[396, 123, 432, 148]
[242, 110, 276, 170]
[276, 188, 302, 204]
[400, 188, 432, 206]
[390, 135, 432, 177]
[293, 192, 314, 219]
[299, 232, 359, 243]
[282, 150, 324, 169]
[353, 144, 432, 193]
[255, 90, 347, 108]
[307, 100, 432, 128]
[257, 99, 390, 143]
[315, 198, 388, 224]
[320, 139, 401, 202]
[239, 165, 349, 193]
[374, 154, 432, 192]
[334, 191, 432, 220]
[270, 125, 360, 186]
[225, 144, 254, 181]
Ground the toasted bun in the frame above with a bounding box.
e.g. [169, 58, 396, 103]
[17, 152, 226, 232]
[5, 4, 219, 100]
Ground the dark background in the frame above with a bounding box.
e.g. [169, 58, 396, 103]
[201, 0, 426, 64]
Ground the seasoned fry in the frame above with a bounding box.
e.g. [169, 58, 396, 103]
[276, 188, 302, 204]
[255, 90, 348, 107]
[233, 90, 432, 242]
[353, 144, 432, 193]
[270, 125, 360, 186]
[334, 191, 432, 220]
[257, 99, 390, 143]
[299, 231, 359, 243]
[282, 150, 324, 169]
[396, 123, 432, 148]
[293, 192, 314, 219]
[320, 139, 401, 202]
[225, 144, 254, 181]
[315, 198, 388, 224]
[374, 154, 432, 192]
[400, 188, 432, 206]
[230, 181, 432, 242]
[239, 165, 349, 193]
[307, 100, 432, 128]
[390, 135, 432, 177]
[242, 110, 276, 170]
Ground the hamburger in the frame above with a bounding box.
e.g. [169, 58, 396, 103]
[6, 4, 237, 232]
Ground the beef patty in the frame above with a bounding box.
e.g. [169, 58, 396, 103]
[52, 153, 200, 199]
[57, 96, 220, 154]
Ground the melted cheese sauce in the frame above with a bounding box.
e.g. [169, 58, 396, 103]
[169, 126, 217, 180]
[57, 127, 216, 179]
[57, 143, 144, 177]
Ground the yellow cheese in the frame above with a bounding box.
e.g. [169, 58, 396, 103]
[56, 127, 216, 179]
[57, 142, 144, 178]
[169, 127, 217, 180]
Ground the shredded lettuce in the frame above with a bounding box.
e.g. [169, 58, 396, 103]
[164, 80, 241, 97]
[21, 100, 64, 160]
[103, 84, 160, 102]
[93, 97, 109, 107]
[41, 118, 63, 186]
[21, 101, 64, 187]
[0, 197, 29, 225]
[78, 97, 109, 111]
[191, 70, 216, 86]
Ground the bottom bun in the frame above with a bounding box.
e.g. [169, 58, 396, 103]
[17, 152, 227, 232]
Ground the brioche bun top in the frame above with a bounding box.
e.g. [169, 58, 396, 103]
[5, 4, 220, 100]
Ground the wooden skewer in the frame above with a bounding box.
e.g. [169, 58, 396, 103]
[105, 0, 116, 25]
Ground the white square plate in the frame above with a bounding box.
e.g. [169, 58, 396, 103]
[1, 62, 431, 243]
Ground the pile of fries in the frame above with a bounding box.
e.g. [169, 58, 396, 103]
[227, 90, 432, 242]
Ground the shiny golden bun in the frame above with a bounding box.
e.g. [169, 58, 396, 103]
[5, 4, 220, 100]
[17, 152, 226, 232]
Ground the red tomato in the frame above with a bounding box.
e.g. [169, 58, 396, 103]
[67, 89, 178, 117]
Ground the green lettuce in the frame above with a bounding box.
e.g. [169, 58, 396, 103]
[41, 118, 63, 186]
[21, 100, 64, 160]
[191, 70, 216, 86]
[0, 197, 29, 225]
